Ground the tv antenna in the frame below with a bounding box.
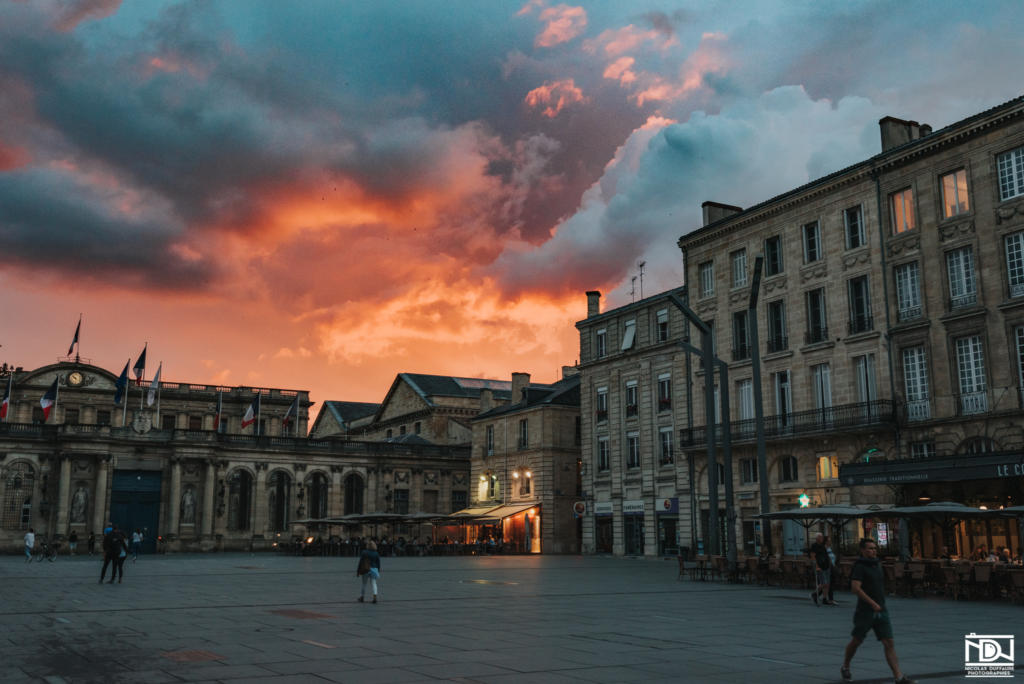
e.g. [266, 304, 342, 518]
[630, 276, 637, 303]
[638, 261, 646, 299]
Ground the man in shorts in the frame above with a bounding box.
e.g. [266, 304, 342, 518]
[841, 538, 915, 684]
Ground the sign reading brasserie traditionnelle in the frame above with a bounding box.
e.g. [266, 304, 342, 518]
[841, 452, 1024, 487]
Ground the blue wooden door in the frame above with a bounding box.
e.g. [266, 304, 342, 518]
[110, 470, 162, 554]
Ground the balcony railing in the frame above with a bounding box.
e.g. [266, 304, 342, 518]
[897, 305, 922, 323]
[950, 292, 978, 309]
[848, 315, 873, 335]
[766, 335, 788, 353]
[957, 391, 988, 416]
[905, 399, 931, 422]
[595, 409, 608, 422]
[1011, 282, 1024, 299]
[805, 326, 829, 345]
[731, 344, 751, 361]
[679, 399, 895, 447]
[658, 398, 672, 412]
[625, 404, 638, 417]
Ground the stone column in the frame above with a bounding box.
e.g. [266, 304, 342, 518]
[92, 458, 109, 534]
[202, 460, 216, 538]
[331, 466, 343, 517]
[253, 466, 269, 536]
[168, 459, 182, 536]
[56, 455, 72, 534]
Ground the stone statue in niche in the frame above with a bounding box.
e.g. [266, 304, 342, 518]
[70, 486, 88, 523]
[181, 487, 197, 525]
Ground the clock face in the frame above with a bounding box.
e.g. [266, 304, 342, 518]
[68, 371, 83, 386]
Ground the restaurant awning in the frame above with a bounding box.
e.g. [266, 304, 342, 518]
[450, 505, 503, 518]
[475, 502, 539, 522]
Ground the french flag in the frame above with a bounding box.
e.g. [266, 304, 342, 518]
[241, 392, 261, 430]
[213, 391, 223, 432]
[282, 394, 299, 429]
[40, 377, 59, 422]
[1, 374, 11, 420]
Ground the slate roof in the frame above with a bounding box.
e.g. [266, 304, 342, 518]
[324, 401, 380, 425]
[400, 373, 513, 405]
[473, 374, 580, 420]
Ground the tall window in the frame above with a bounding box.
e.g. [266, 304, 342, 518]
[802, 221, 822, 262]
[344, 474, 364, 514]
[848, 276, 872, 333]
[659, 428, 673, 466]
[732, 311, 750, 360]
[621, 319, 636, 351]
[997, 145, 1024, 201]
[450, 490, 467, 513]
[817, 455, 839, 481]
[765, 236, 783, 276]
[902, 346, 930, 421]
[597, 437, 610, 472]
[946, 246, 977, 309]
[518, 418, 528, 449]
[778, 455, 799, 483]
[2, 463, 34, 530]
[806, 288, 827, 343]
[767, 300, 787, 352]
[393, 489, 409, 514]
[699, 261, 714, 298]
[844, 206, 865, 249]
[736, 379, 754, 421]
[657, 374, 671, 412]
[1016, 326, 1024, 397]
[740, 458, 758, 484]
[1005, 231, 1024, 298]
[955, 335, 987, 415]
[811, 363, 832, 414]
[227, 470, 253, 531]
[941, 169, 970, 217]
[890, 187, 915, 234]
[854, 354, 877, 405]
[596, 388, 608, 422]
[485, 425, 494, 454]
[773, 371, 792, 427]
[96, 410, 111, 426]
[308, 472, 329, 519]
[731, 249, 747, 288]
[625, 381, 638, 417]
[895, 262, 922, 322]
[625, 432, 640, 468]
[656, 309, 669, 342]
[910, 442, 936, 459]
[268, 471, 291, 532]
[595, 329, 607, 358]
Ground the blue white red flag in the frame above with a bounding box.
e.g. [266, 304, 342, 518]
[241, 392, 261, 429]
[133, 344, 147, 382]
[1, 374, 12, 420]
[214, 391, 223, 431]
[40, 377, 59, 422]
[282, 394, 299, 428]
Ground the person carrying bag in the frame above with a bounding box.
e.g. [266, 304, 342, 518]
[356, 541, 381, 603]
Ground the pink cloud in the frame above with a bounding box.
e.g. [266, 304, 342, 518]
[584, 24, 677, 57]
[603, 57, 637, 85]
[53, 0, 122, 32]
[534, 4, 587, 48]
[631, 32, 731, 106]
[524, 79, 587, 118]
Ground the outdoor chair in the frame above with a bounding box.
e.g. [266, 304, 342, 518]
[907, 561, 926, 597]
[972, 563, 993, 600]
[940, 566, 961, 600]
[1008, 570, 1024, 604]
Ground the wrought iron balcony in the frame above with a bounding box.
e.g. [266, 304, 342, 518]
[897, 305, 922, 323]
[731, 344, 751, 361]
[957, 391, 988, 416]
[766, 335, 788, 353]
[658, 398, 672, 412]
[848, 315, 873, 335]
[950, 292, 978, 310]
[905, 399, 931, 422]
[678, 399, 896, 448]
[1011, 282, 1024, 299]
[805, 326, 829, 345]
[625, 404, 638, 417]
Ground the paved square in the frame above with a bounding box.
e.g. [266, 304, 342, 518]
[0, 553, 1019, 683]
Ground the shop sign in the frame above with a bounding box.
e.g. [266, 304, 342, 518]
[594, 501, 613, 516]
[622, 500, 645, 515]
[656, 497, 679, 514]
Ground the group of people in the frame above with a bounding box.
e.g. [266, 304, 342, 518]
[972, 545, 1017, 563]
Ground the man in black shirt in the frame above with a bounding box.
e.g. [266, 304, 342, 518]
[841, 538, 915, 684]
[808, 532, 832, 605]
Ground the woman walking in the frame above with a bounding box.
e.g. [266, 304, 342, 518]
[356, 541, 381, 603]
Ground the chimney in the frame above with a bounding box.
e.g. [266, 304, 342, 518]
[586, 291, 601, 318]
[561, 365, 580, 379]
[479, 388, 493, 412]
[511, 372, 530, 402]
[701, 201, 743, 226]
[919, 123, 932, 136]
[879, 116, 922, 152]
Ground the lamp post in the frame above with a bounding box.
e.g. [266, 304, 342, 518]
[748, 255, 771, 555]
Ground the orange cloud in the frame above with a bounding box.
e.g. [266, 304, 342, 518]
[524, 79, 587, 118]
[534, 4, 587, 48]
[632, 32, 730, 106]
[603, 57, 637, 85]
[584, 24, 676, 57]
[0, 142, 30, 170]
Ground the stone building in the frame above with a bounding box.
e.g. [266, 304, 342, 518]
[0, 362, 470, 552]
[309, 401, 379, 439]
[469, 370, 581, 553]
[580, 94, 1024, 558]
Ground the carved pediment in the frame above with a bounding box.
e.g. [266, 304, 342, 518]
[996, 200, 1024, 225]
[939, 220, 975, 242]
[800, 264, 827, 283]
[763, 276, 787, 293]
[842, 251, 871, 271]
[887, 235, 919, 258]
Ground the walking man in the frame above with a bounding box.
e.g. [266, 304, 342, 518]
[808, 532, 833, 605]
[99, 526, 117, 583]
[841, 538, 915, 684]
[131, 528, 143, 561]
[24, 528, 35, 562]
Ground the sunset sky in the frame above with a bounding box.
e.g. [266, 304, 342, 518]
[2, 1, 1023, 407]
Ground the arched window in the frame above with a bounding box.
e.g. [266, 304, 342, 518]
[227, 470, 252, 531]
[268, 471, 291, 532]
[344, 474, 363, 515]
[2, 462, 35, 530]
[308, 472, 328, 519]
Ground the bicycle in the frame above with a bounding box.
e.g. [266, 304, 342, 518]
[33, 539, 58, 562]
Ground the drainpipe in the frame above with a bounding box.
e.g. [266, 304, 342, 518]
[872, 170, 898, 444]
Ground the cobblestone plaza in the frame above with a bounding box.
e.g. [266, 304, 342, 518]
[0, 553, 1019, 683]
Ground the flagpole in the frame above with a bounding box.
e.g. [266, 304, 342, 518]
[3, 374, 12, 423]
[75, 313, 81, 363]
[122, 358, 129, 428]
[155, 362, 161, 427]
[54, 375, 60, 424]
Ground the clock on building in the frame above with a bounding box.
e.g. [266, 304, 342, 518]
[68, 371, 84, 387]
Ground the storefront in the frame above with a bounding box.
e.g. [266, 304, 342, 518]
[594, 501, 613, 553]
[476, 502, 540, 554]
[623, 499, 645, 556]
[656, 497, 678, 556]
